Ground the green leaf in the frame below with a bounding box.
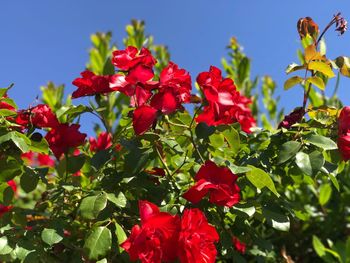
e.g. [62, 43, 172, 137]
[195, 122, 215, 139]
[83, 226, 111, 260]
[0, 132, 30, 153]
[115, 222, 127, 253]
[0, 237, 12, 255]
[246, 166, 279, 197]
[106, 192, 127, 208]
[277, 141, 301, 164]
[103, 58, 115, 75]
[319, 183, 332, 206]
[91, 149, 112, 170]
[209, 133, 225, 148]
[334, 56, 350, 77]
[67, 154, 86, 174]
[79, 192, 107, 220]
[232, 203, 256, 217]
[308, 61, 335, 78]
[228, 163, 251, 174]
[284, 76, 303, 90]
[328, 173, 339, 192]
[41, 229, 63, 246]
[20, 167, 39, 193]
[313, 235, 326, 257]
[285, 63, 306, 74]
[295, 152, 312, 176]
[262, 208, 290, 231]
[0, 157, 23, 182]
[309, 151, 325, 175]
[305, 134, 337, 150]
[306, 76, 325, 90]
[222, 127, 240, 153]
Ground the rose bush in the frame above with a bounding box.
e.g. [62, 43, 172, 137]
[0, 15, 350, 262]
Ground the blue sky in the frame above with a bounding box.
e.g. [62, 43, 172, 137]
[1, 1, 350, 134]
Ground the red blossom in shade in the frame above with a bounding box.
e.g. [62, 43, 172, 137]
[121, 201, 180, 263]
[16, 104, 59, 129]
[183, 160, 240, 207]
[112, 46, 157, 83]
[232, 237, 246, 254]
[338, 107, 350, 161]
[45, 123, 86, 159]
[89, 132, 113, 152]
[132, 105, 158, 135]
[195, 66, 256, 133]
[72, 70, 119, 98]
[37, 153, 55, 167]
[145, 167, 166, 185]
[177, 208, 219, 263]
[7, 180, 17, 195]
[0, 205, 12, 217]
[21, 151, 55, 167]
[278, 107, 304, 129]
[150, 62, 192, 114]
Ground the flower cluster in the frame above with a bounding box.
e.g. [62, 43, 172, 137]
[21, 151, 55, 167]
[121, 201, 219, 263]
[183, 160, 241, 207]
[195, 66, 256, 133]
[338, 106, 350, 160]
[111, 46, 192, 135]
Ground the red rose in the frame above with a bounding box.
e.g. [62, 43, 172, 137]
[45, 123, 86, 159]
[338, 107, 350, 161]
[150, 62, 192, 114]
[7, 180, 17, 194]
[72, 70, 118, 98]
[232, 237, 246, 254]
[16, 104, 59, 129]
[121, 200, 180, 263]
[0, 204, 12, 217]
[22, 151, 55, 167]
[112, 46, 156, 84]
[278, 107, 304, 129]
[132, 105, 158, 135]
[0, 94, 15, 111]
[177, 208, 219, 263]
[183, 160, 240, 207]
[89, 132, 113, 152]
[195, 66, 256, 133]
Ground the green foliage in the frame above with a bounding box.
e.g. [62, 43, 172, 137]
[1, 16, 350, 263]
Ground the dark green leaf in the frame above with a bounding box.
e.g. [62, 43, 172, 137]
[41, 229, 63, 246]
[195, 122, 215, 139]
[20, 167, 39, 193]
[79, 192, 107, 220]
[319, 183, 332, 206]
[262, 208, 290, 231]
[305, 134, 337, 150]
[277, 141, 301, 164]
[83, 226, 111, 260]
[246, 166, 279, 197]
[295, 152, 312, 176]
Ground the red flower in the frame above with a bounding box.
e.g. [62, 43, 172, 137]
[0, 94, 15, 111]
[177, 208, 219, 263]
[232, 237, 246, 254]
[195, 66, 256, 133]
[72, 70, 119, 98]
[89, 132, 113, 152]
[45, 123, 86, 159]
[7, 180, 17, 194]
[16, 104, 59, 129]
[21, 151, 55, 167]
[151, 62, 192, 114]
[338, 107, 350, 161]
[37, 153, 55, 167]
[132, 105, 158, 135]
[121, 201, 180, 263]
[0, 205, 12, 217]
[183, 160, 240, 207]
[278, 107, 304, 129]
[112, 46, 157, 83]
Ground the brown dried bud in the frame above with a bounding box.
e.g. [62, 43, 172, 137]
[335, 12, 347, 35]
[297, 17, 319, 41]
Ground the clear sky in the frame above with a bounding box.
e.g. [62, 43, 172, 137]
[1, 1, 350, 134]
